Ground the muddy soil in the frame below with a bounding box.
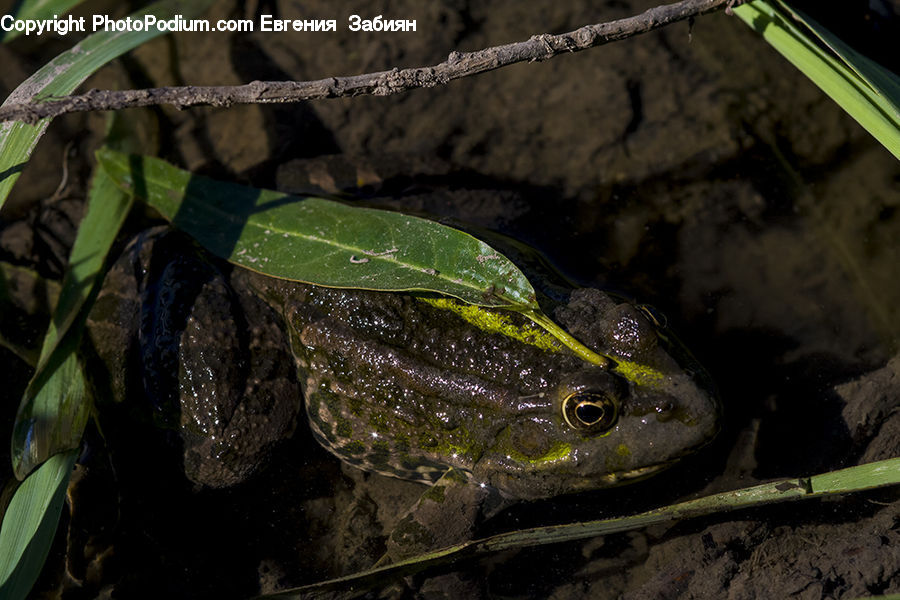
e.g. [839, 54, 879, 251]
[1, 0, 899, 598]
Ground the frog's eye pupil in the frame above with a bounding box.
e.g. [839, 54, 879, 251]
[562, 392, 618, 433]
[575, 402, 605, 426]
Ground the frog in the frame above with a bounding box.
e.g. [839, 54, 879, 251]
[251, 272, 718, 502]
[85, 198, 718, 566]
[87, 226, 718, 493]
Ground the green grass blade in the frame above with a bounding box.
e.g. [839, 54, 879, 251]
[0, 449, 77, 600]
[12, 165, 132, 479]
[775, 1, 900, 113]
[0, 0, 88, 43]
[31, 164, 133, 373]
[0, 0, 213, 211]
[11, 348, 89, 480]
[0, 263, 60, 366]
[262, 457, 900, 597]
[733, 1, 900, 160]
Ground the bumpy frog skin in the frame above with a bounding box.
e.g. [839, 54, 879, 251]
[253, 277, 718, 501]
[88, 228, 719, 499]
[87, 229, 300, 487]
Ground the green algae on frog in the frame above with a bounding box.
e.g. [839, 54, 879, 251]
[88, 226, 718, 500]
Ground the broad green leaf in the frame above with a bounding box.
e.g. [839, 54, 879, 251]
[0, 0, 88, 43]
[0, 0, 214, 211]
[264, 456, 900, 598]
[734, 1, 900, 160]
[95, 149, 617, 369]
[95, 148, 540, 310]
[12, 165, 132, 479]
[0, 449, 77, 600]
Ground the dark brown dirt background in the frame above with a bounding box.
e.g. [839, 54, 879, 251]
[1, 0, 899, 598]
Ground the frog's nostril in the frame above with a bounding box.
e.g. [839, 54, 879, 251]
[654, 400, 676, 422]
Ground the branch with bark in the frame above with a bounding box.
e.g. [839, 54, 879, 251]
[0, 0, 746, 124]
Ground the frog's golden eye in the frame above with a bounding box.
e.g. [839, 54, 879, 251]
[561, 392, 618, 433]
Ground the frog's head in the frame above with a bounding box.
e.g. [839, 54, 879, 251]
[474, 289, 719, 500]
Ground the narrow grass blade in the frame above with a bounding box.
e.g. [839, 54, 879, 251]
[0, 449, 77, 600]
[261, 457, 900, 598]
[0, 263, 61, 366]
[12, 165, 132, 479]
[775, 0, 900, 111]
[12, 338, 90, 481]
[0, 0, 88, 43]
[0, 0, 213, 210]
[31, 164, 133, 374]
[733, 1, 900, 160]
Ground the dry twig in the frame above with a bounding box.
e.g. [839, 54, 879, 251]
[0, 0, 746, 124]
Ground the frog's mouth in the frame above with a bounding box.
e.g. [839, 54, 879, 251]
[490, 461, 676, 500]
[593, 463, 669, 486]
